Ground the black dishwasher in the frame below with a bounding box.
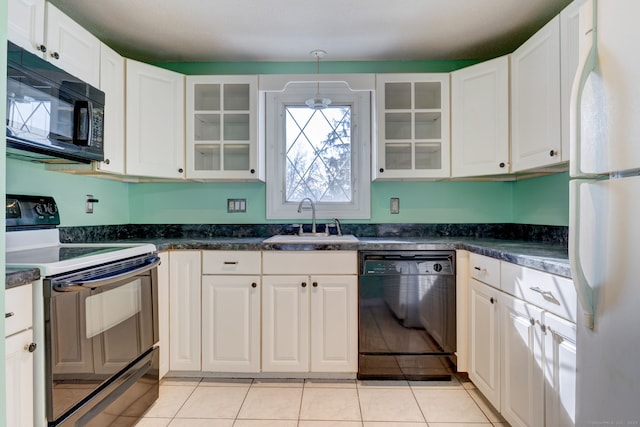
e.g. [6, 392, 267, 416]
[358, 251, 456, 380]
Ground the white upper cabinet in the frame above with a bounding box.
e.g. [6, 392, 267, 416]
[510, 16, 562, 172]
[560, 0, 587, 163]
[451, 56, 510, 177]
[374, 74, 451, 180]
[7, 0, 45, 54]
[97, 43, 125, 175]
[186, 76, 262, 180]
[126, 59, 185, 179]
[8, 1, 101, 87]
[45, 3, 101, 88]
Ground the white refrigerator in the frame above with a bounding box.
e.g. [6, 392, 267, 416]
[570, 0, 640, 425]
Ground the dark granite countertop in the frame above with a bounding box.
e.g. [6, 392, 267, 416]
[139, 236, 571, 278]
[5, 232, 571, 289]
[5, 268, 41, 289]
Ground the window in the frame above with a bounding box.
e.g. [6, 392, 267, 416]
[266, 82, 371, 220]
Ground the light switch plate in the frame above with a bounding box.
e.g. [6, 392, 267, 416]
[227, 198, 247, 213]
[390, 197, 400, 214]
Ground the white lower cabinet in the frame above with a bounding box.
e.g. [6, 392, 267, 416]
[4, 284, 35, 427]
[157, 252, 170, 378]
[501, 293, 545, 427]
[469, 278, 501, 410]
[262, 251, 358, 374]
[201, 275, 261, 372]
[468, 256, 577, 427]
[165, 250, 357, 376]
[201, 250, 262, 373]
[261, 275, 310, 372]
[543, 312, 577, 427]
[168, 251, 202, 371]
[262, 274, 358, 373]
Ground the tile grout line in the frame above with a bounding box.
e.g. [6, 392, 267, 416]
[408, 381, 430, 426]
[231, 378, 256, 425]
[167, 377, 202, 424]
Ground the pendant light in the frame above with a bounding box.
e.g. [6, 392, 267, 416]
[305, 50, 332, 110]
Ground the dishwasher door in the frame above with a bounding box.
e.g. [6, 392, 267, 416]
[358, 251, 456, 380]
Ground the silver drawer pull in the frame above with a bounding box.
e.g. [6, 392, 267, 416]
[223, 261, 239, 265]
[529, 286, 559, 304]
[5, 312, 14, 319]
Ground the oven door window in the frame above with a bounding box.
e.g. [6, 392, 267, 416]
[85, 279, 142, 338]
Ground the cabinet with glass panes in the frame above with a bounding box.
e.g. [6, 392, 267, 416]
[373, 74, 450, 180]
[186, 75, 263, 180]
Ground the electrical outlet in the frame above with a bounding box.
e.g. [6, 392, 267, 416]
[390, 197, 400, 214]
[227, 198, 247, 213]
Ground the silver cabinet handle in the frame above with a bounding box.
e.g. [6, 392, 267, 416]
[529, 286, 559, 304]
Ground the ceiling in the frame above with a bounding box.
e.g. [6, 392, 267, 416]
[49, 0, 573, 63]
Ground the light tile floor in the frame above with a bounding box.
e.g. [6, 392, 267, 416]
[135, 377, 510, 427]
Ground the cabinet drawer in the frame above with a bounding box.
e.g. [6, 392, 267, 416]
[263, 251, 357, 275]
[5, 284, 33, 337]
[469, 253, 501, 288]
[501, 262, 577, 323]
[202, 251, 261, 275]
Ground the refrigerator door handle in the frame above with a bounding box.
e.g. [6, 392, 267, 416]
[569, 0, 597, 178]
[569, 180, 595, 329]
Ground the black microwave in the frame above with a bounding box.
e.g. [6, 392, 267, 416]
[6, 41, 105, 163]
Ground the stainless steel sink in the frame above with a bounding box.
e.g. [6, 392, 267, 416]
[263, 234, 359, 244]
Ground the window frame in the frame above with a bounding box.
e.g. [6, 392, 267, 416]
[265, 82, 371, 220]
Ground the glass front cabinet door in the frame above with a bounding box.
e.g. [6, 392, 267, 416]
[374, 74, 450, 180]
[186, 75, 262, 180]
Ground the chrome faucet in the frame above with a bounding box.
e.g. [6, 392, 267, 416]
[297, 197, 317, 234]
[333, 218, 343, 236]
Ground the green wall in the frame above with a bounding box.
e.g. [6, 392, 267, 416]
[5, 158, 130, 227]
[128, 179, 514, 224]
[513, 172, 569, 226]
[156, 59, 481, 75]
[5, 159, 569, 226]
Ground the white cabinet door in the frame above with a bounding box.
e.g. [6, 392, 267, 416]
[544, 312, 577, 427]
[5, 329, 35, 427]
[501, 293, 545, 427]
[169, 251, 201, 371]
[469, 278, 501, 410]
[45, 3, 101, 88]
[202, 275, 261, 372]
[186, 75, 262, 180]
[374, 73, 450, 180]
[511, 16, 562, 172]
[310, 275, 358, 373]
[157, 252, 170, 379]
[97, 43, 126, 175]
[451, 56, 510, 177]
[261, 275, 310, 372]
[7, 0, 45, 54]
[560, 0, 586, 163]
[126, 59, 185, 179]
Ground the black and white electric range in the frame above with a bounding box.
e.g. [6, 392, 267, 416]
[6, 194, 160, 427]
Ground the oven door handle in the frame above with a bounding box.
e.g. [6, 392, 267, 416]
[53, 256, 161, 292]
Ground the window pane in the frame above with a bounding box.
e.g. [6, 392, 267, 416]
[284, 105, 352, 203]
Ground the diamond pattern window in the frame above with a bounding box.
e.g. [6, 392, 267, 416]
[265, 81, 371, 220]
[285, 105, 352, 203]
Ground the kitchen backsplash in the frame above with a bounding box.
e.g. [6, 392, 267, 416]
[59, 223, 568, 246]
